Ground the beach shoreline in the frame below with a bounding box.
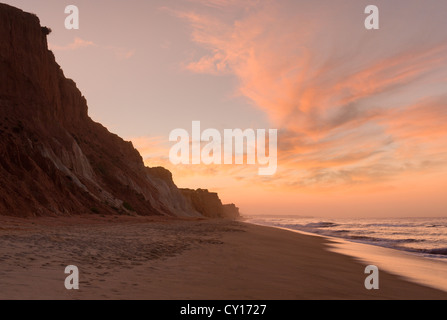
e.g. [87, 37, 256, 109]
[248, 219, 447, 293]
[0, 215, 446, 300]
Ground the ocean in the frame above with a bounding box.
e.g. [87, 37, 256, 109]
[246, 216, 447, 259]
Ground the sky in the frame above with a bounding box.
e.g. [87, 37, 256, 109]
[4, 0, 447, 217]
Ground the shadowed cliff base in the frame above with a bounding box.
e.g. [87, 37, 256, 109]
[0, 3, 239, 219]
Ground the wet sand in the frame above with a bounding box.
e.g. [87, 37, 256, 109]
[0, 215, 446, 300]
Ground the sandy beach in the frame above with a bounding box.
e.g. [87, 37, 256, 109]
[0, 216, 446, 300]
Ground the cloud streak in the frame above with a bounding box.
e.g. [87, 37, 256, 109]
[49, 37, 95, 51]
[166, 0, 447, 190]
[49, 37, 135, 60]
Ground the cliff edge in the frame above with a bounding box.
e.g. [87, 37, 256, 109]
[0, 3, 239, 219]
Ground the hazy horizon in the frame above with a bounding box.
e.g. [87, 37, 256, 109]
[5, 0, 447, 218]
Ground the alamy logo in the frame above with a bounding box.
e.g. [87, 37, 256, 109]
[64, 265, 79, 290]
[364, 265, 379, 290]
[65, 5, 79, 30]
[364, 5, 379, 30]
[169, 121, 278, 176]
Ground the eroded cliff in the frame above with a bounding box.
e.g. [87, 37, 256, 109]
[0, 3, 239, 219]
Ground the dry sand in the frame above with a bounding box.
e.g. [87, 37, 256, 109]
[0, 215, 446, 300]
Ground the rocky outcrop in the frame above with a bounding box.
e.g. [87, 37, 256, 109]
[0, 3, 238, 219]
[223, 204, 241, 220]
[180, 189, 240, 219]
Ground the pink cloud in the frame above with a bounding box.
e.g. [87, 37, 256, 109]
[166, 1, 447, 189]
[49, 37, 95, 51]
[50, 38, 135, 60]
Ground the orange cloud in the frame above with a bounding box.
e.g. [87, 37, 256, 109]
[162, 1, 447, 193]
[50, 38, 135, 60]
[49, 37, 95, 51]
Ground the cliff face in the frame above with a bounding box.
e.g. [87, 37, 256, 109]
[0, 3, 238, 219]
[180, 189, 240, 219]
[222, 204, 241, 220]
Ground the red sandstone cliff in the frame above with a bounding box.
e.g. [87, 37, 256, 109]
[180, 188, 241, 219]
[0, 3, 239, 219]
